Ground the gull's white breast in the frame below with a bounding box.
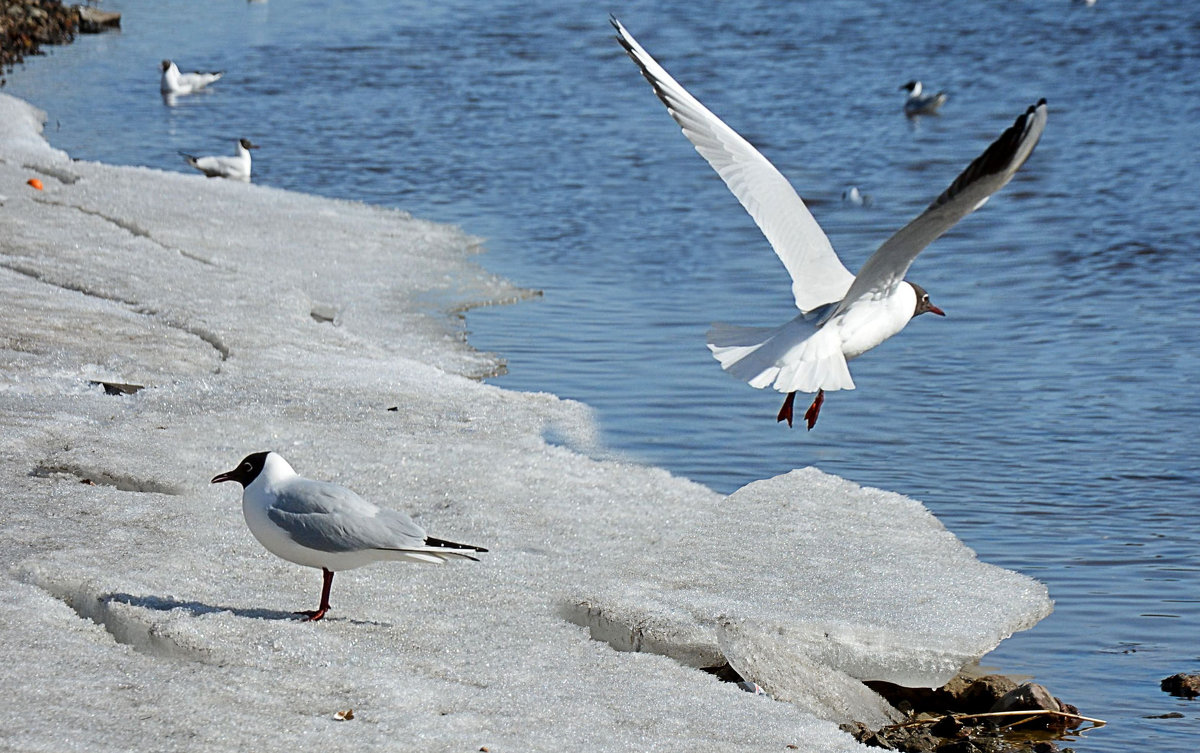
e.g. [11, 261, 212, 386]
[241, 478, 383, 572]
[834, 282, 917, 360]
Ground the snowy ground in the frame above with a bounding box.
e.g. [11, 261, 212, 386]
[0, 92, 1050, 752]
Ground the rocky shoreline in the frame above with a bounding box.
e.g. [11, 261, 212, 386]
[1, 1, 75, 82]
[1, 0, 118, 85]
[845, 673, 1097, 753]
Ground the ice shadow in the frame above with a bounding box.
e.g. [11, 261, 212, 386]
[102, 592, 393, 626]
[102, 592, 298, 621]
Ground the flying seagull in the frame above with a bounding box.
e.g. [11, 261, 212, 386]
[612, 17, 1046, 429]
[212, 451, 486, 621]
[180, 138, 259, 181]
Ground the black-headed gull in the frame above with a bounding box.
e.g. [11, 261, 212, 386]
[612, 17, 1046, 429]
[180, 138, 259, 181]
[160, 59, 224, 96]
[211, 451, 486, 621]
[901, 80, 948, 116]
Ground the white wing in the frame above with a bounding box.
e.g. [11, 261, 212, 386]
[195, 156, 233, 176]
[613, 17, 854, 314]
[178, 71, 222, 91]
[837, 99, 1048, 314]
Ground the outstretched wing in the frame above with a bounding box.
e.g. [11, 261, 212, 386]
[612, 17, 854, 314]
[837, 99, 1048, 314]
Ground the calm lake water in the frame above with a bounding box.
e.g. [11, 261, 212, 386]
[8, 1, 1199, 749]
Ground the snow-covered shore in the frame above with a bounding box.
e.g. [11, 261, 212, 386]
[0, 91, 1050, 751]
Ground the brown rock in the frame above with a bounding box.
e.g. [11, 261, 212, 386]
[929, 714, 965, 739]
[957, 675, 1020, 714]
[989, 682, 1060, 714]
[934, 740, 980, 753]
[1161, 673, 1200, 698]
[988, 682, 1080, 732]
[838, 721, 896, 749]
[75, 5, 120, 33]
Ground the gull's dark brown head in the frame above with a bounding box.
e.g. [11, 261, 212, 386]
[910, 283, 945, 318]
[211, 451, 271, 488]
[161, 60, 172, 72]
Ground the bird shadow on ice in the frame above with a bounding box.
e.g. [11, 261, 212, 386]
[102, 592, 298, 621]
[101, 592, 392, 626]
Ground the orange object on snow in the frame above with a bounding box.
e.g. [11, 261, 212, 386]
[26, 178, 43, 190]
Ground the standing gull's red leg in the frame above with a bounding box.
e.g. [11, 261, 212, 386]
[298, 568, 334, 622]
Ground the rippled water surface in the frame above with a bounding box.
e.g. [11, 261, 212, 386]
[8, 1, 1200, 749]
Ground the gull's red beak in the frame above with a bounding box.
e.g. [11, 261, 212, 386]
[929, 304, 945, 316]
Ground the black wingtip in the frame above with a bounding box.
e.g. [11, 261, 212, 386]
[424, 535, 488, 554]
[610, 17, 681, 117]
[927, 99, 1046, 210]
[612, 15, 631, 48]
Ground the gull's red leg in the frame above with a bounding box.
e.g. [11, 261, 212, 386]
[803, 389, 825, 430]
[777, 391, 797, 427]
[298, 568, 334, 622]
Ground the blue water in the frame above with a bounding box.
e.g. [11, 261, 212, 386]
[8, 1, 1200, 749]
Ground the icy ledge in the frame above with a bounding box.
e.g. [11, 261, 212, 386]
[0, 92, 1050, 752]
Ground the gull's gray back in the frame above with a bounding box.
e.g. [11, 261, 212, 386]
[267, 479, 427, 553]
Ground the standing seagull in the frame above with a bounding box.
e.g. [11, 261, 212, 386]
[180, 138, 259, 181]
[901, 80, 948, 116]
[212, 451, 486, 621]
[160, 59, 224, 96]
[612, 17, 1046, 429]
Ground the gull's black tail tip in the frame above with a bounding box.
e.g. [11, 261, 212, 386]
[425, 536, 488, 554]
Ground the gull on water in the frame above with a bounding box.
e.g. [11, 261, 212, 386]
[842, 186, 872, 207]
[612, 17, 1046, 429]
[901, 80, 948, 116]
[212, 452, 486, 621]
[180, 138, 259, 181]
[160, 59, 223, 96]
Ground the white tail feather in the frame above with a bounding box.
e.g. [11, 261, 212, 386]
[376, 547, 479, 564]
[707, 318, 856, 394]
[707, 321, 779, 349]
